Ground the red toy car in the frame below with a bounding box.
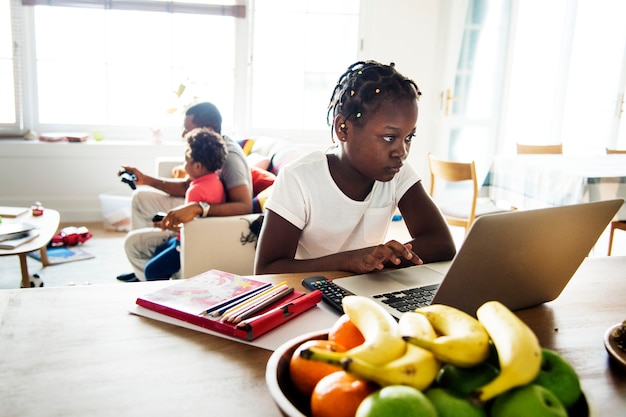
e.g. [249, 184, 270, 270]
[49, 226, 93, 247]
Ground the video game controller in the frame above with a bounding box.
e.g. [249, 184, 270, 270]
[119, 170, 137, 190]
[152, 212, 166, 222]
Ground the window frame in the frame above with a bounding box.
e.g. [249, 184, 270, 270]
[2, 0, 360, 144]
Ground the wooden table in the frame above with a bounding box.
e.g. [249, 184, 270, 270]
[0, 261, 624, 416]
[0, 208, 60, 288]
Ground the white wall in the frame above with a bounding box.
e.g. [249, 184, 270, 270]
[0, 141, 185, 222]
[358, 0, 447, 183]
[0, 0, 447, 222]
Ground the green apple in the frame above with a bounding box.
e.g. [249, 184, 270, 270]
[491, 384, 568, 417]
[355, 385, 437, 417]
[436, 362, 499, 397]
[532, 348, 581, 408]
[424, 387, 486, 417]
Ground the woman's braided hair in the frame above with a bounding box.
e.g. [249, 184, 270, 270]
[326, 60, 421, 140]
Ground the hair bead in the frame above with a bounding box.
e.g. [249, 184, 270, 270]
[326, 60, 421, 141]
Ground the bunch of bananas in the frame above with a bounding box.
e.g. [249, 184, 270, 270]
[302, 296, 548, 406]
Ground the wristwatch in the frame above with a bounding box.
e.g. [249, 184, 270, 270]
[199, 202, 211, 217]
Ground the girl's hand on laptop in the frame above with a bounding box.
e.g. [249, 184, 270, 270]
[354, 241, 423, 273]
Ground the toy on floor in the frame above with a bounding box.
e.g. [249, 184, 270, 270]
[49, 226, 93, 247]
[30, 273, 44, 288]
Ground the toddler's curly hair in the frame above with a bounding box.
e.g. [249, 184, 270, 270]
[185, 128, 228, 173]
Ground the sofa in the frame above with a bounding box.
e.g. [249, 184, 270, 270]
[156, 136, 307, 278]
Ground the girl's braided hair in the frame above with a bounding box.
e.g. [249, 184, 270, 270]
[326, 60, 421, 140]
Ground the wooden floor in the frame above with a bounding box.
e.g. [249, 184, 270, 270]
[0, 220, 624, 290]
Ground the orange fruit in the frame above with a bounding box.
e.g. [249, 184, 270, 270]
[328, 314, 365, 350]
[289, 339, 345, 396]
[310, 371, 378, 417]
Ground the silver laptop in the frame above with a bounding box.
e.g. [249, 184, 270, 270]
[333, 199, 623, 317]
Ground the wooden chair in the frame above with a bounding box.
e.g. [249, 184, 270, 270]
[427, 153, 512, 234]
[606, 148, 626, 254]
[516, 143, 563, 154]
[608, 221, 626, 256]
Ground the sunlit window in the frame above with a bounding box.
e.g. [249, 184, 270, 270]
[251, 0, 359, 132]
[33, 6, 236, 131]
[505, 0, 626, 154]
[0, 0, 16, 125]
[2, 0, 360, 141]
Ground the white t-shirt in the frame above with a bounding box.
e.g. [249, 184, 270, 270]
[265, 151, 420, 260]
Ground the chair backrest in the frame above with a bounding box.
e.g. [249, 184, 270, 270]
[516, 143, 563, 154]
[427, 153, 478, 232]
[606, 148, 626, 154]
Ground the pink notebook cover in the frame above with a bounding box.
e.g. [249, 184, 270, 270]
[135, 269, 322, 340]
[136, 269, 271, 316]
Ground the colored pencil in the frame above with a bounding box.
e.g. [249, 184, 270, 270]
[220, 282, 287, 322]
[229, 287, 295, 324]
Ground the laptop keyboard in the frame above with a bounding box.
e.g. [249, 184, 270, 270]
[303, 275, 440, 315]
[372, 284, 440, 313]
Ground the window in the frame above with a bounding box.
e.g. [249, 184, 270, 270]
[0, 0, 18, 127]
[445, 0, 626, 160]
[504, 0, 626, 154]
[16, 2, 238, 141]
[250, 0, 359, 135]
[1, 0, 360, 142]
[446, 0, 511, 170]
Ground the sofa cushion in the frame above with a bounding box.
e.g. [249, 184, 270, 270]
[238, 138, 256, 155]
[269, 148, 304, 176]
[252, 185, 273, 213]
[246, 153, 271, 171]
[250, 166, 276, 196]
[249, 136, 306, 176]
[171, 165, 186, 178]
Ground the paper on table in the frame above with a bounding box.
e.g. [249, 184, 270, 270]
[129, 301, 340, 351]
[0, 229, 40, 249]
[0, 222, 36, 241]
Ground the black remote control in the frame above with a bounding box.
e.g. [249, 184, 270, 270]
[119, 170, 137, 190]
[302, 276, 354, 314]
[152, 212, 166, 222]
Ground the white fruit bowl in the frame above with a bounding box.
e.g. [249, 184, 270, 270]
[266, 330, 328, 417]
[265, 331, 593, 417]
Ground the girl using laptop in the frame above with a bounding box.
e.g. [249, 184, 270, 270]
[254, 60, 456, 275]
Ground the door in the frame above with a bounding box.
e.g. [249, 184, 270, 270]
[435, 0, 512, 182]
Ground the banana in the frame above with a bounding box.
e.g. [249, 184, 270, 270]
[398, 311, 437, 343]
[302, 342, 441, 391]
[404, 304, 490, 367]
[473, 300, 542, 402]
[341, 295, 406, 366]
